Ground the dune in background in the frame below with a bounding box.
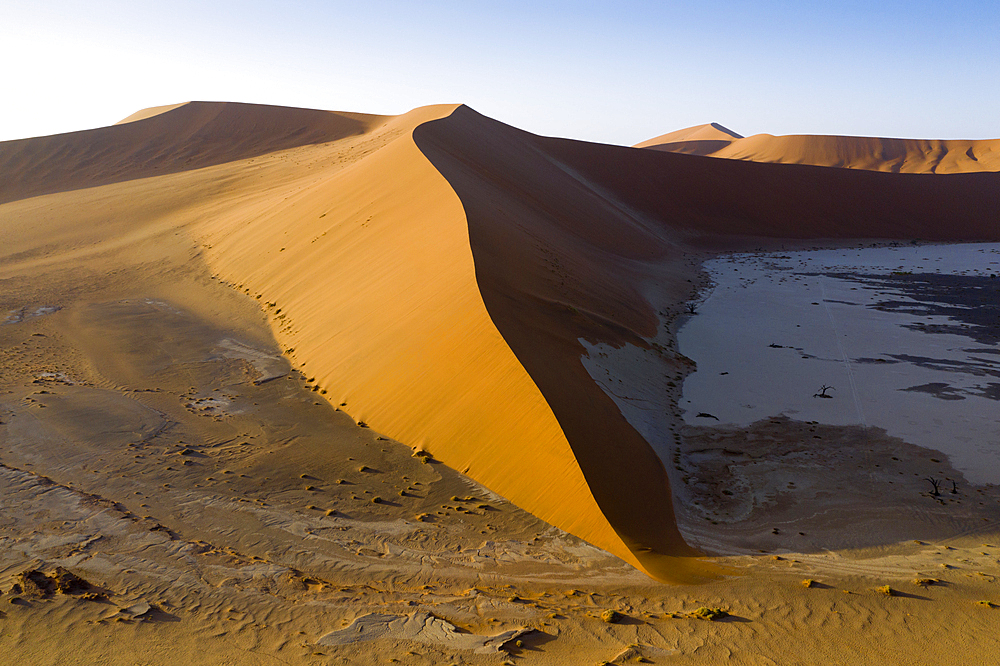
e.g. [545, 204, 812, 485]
[638, 125, 1000, 173]
[0, 101, 387, 205]
[633, 122, 743, 157]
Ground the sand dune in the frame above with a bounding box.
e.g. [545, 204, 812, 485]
[633, 122, 743, 157]
[413, 107, 1000, 578]
[114, 102, 189, 125]
[0, 102, 642, 577]
[0, 101, 387, 204]
[638, 126, 1000, 173]
[552, 127, 1000, 243]
[189, 104, 641, 573]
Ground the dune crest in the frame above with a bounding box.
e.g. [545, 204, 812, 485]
[115, 102, 190, 125]
[638, 127, 1000, 173]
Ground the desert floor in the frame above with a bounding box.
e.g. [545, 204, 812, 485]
[2, 244, 999, 666]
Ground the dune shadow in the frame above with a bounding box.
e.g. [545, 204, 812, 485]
[886, 591, 932, 601]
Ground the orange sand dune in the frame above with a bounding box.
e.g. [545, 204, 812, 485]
[554, 129, 1000, 241]
[0, 101, 387, 204]
[114, 102, 189, 125]
[414, 107, 1000, 577]
[0, 102, 645, 577]
[638, 127, 1000, 173]
[634, 122, 742, 156]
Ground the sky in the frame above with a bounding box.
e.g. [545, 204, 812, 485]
[3, 1, 999, 145]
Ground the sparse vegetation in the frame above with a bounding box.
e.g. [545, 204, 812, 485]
[813, 384, 834, 398]
[925, 477, 942, 497]
[600, 609, 623, 623]
[876, 585, 896, 597]
[690, 606, 728, 621]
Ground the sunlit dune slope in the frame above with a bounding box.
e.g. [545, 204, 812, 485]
[190, 104, 642, 573]
[634, 122, 743, 157]
[115, 102, 189, 125]
[0, 101, 387, 204]
[638, 127, 1000, 173]
[0, 102, 640, 575]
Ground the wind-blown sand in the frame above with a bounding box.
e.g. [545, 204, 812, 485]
[2, 103, 999, 664]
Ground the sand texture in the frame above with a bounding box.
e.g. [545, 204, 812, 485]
[2, 102, 1000, 664]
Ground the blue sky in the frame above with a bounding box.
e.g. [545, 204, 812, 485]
[3, 1, 998, 144]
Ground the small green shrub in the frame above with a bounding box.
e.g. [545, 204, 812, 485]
[690, 607, 728, 621]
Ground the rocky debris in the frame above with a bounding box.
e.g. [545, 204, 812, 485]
[317, 611, 532, 654]
[9, 567, 94, 598]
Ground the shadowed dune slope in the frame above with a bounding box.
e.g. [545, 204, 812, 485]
[638, 128, 1000, 173]
[0, 102, 641, 575]
[414, 106, 1000, 576]
[0, 101, 387, 204]
[414, 108, 705, 581]
[545, 132, 1000, 242]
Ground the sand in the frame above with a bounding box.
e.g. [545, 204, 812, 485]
[2, 101, 1000, 664]
[638, 125, 1000, 173]
[634, 122, 744, 157]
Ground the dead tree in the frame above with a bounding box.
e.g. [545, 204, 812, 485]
[950, 480, 959, 495]
[686, 302, 698, 314]
[813, 385, 834, 398]
[925, 477, 942, 497]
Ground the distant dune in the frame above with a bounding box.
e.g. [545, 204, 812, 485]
[0, 101, 386, 204]
[2, 102, 998, 583]
[638, 126, 1000, 173]
[634, 122, 743, 157]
